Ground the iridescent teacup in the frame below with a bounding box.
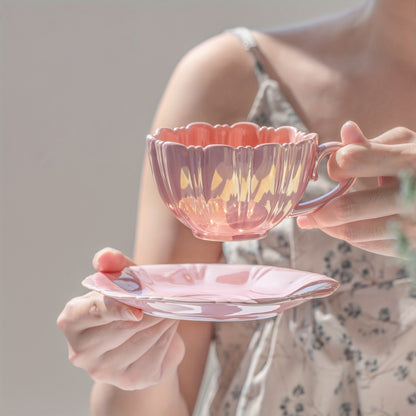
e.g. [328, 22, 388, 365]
[146, 122, 355, 241]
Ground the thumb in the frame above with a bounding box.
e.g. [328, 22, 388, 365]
[340, 121, 369, 145]
[327, 121, 369, 180]
[92, 247, 136, 272]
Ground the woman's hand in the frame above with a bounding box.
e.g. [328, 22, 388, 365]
[57, 248, 185, 391]
[297, 122, 416, 257]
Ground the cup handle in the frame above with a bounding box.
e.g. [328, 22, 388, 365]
[290, 142, 356, 216]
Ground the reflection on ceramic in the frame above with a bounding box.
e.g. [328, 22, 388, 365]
[146, 122, 355, 241]
[82, 264, 339, 321]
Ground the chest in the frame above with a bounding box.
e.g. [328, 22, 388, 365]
[279, 59, 416, 141]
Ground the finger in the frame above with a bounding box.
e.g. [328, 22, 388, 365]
[297, 186, 401, 229]
[58, 292, 143, 337]
[372, 126, 416, 145]
[329, 141, 416, 180]
[352, 239, 398, 257]
[71, 318, 177, 378]
[326, 121, 369, 181]
[378, 176, 399, 187]
[121, 322, 181, 390]
[339, 122, 416, 146]
[340, 121, 370, 145]
[67, 313, 165, 355]
[334, 124, 416, 180]
[92, 321, 180, 389]
[319, 215, 399, 244]
[98, 319, 178, 373]
[93, 247, 135, 272]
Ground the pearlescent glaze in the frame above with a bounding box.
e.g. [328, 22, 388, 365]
[82, 264, 339, 321]
[147, 122, 355, 241]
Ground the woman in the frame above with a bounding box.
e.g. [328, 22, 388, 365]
[58, 1, 416, 415]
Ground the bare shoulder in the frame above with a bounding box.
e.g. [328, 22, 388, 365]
[155, 16, 355, 129]
[155, 31, 259, 126]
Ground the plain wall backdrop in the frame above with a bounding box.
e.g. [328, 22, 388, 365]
[2, 0, 360, 415]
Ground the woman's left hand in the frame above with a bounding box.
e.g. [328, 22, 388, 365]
[297, 121, 416, 257]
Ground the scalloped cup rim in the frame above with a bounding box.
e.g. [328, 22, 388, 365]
[146, 122, 317, 149]
[145, 139, 317, 152]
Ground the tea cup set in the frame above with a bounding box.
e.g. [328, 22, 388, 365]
[83, 122, 355, 321]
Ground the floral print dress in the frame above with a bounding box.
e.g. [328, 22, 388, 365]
[202, 28, 416, 416]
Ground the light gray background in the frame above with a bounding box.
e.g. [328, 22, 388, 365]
[2, 1, 360, 415]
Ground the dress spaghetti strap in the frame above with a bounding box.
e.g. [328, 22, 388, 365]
[229, 27, 270, 84]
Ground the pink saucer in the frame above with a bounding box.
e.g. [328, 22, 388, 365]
[82, 264, 339, 321]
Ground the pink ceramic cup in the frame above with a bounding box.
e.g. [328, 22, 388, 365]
[146, 122, 355, 241]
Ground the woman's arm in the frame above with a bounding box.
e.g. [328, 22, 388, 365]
[87, 31, 259, 415]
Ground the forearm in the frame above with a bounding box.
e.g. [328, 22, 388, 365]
[90, 373, 189, 416]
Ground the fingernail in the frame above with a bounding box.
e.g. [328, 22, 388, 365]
[122, 307, 142, 321]
[297, 215, 315, 229]
[93, 247, 128, 273]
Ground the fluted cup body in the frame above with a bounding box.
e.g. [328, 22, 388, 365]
[146, 122, 328, 241]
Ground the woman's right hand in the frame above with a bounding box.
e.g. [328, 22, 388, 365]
[57, 248, 185, 391]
